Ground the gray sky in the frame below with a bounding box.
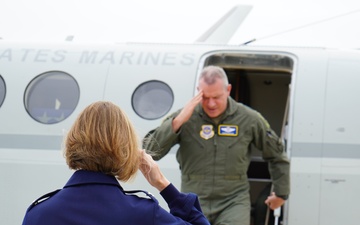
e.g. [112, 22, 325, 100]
[1, 0, 360, 48]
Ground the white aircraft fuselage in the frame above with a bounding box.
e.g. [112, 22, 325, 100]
[1, 41, 359, 225]
[1, 4, 360, 225]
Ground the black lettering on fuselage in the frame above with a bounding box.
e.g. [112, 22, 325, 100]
[136, 52, 144, 65]
[79, 51, 98, 64]
[52, 50, 67, 63]
[119, 52, 134, 64]
[21, 49, 35, 62]
[162, 52, 176, 65]
[0, 49, 12, 61]
[181, 53, 195, 65]
[21, 49, 67, 63]
[34, 49, 51, 62]
[3, 48, 196, 66]
[144, 52, 160, 65]
[99, 51, 115, 64]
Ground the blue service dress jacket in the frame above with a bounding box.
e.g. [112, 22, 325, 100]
[22, 170, 210, 225]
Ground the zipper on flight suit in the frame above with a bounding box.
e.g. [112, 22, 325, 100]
[210, 129, 217, 215]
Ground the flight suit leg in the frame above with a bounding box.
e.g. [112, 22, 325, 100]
[213, 191, 251, 225]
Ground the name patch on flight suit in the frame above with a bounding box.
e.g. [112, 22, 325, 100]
[200, 125, 214, 140]
[218, 124, 238, 136]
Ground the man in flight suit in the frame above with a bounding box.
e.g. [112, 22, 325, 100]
[143, 65, 290, 225]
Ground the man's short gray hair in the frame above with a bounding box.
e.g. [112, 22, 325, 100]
[199, 65, 229, 87]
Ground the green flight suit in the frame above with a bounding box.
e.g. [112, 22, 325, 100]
[143, 97, 290, 225]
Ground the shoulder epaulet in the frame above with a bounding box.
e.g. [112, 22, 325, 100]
[124, 189, 159, 204]
[27, 189, 61, 212]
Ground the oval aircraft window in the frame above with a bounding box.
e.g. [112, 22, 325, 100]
[132, 80, 174, 120]
[0, 76, 5, 107]
[24, 71, 80, 124]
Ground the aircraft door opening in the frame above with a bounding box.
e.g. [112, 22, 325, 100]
[202, 52, 293, 225]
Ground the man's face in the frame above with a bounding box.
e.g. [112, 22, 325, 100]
[198, 78, 231, 118]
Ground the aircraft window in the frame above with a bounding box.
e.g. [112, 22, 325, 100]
[24, 71, 80, 124]
[132, 80, 174, 120]
[0, 76, 5, 107]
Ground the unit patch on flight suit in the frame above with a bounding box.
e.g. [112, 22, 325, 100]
[200, 125, 214, 140]
[218, 125, 238, 136]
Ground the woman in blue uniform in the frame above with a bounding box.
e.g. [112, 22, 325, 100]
[22, 101, 210, 225]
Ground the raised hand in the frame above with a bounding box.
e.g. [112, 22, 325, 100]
[139, 150, 170, 191]
[172, 90, 203, 132]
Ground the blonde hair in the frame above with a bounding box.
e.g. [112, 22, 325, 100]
[64, 101, 140, 182]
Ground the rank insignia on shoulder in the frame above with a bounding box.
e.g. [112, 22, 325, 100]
[27, 189, 61, 212]
[218, 125, 238, 136]
[125, 190, 159, 204]
[200, 124, 214, 140]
